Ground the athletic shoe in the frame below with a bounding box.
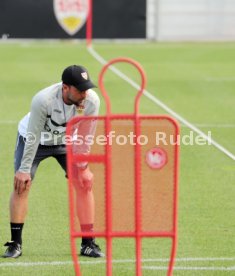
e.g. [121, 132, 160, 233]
[80, 240, 105, 258]
[3, 241, 22, 258]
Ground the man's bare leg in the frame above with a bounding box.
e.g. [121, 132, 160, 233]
[10, 189, 30, 223]
[74, 186, 104, 257]
[3, 188, 30, 258]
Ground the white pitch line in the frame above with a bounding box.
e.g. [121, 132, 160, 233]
[87, 46, 235, 161]
[142, 266, 235, 271]
[1, 257, 235, 268]
[0, 120, 17, 124]
[0, 261, 72, 267]
[181, 123, 235, 128]
[206, 77, 235, 82]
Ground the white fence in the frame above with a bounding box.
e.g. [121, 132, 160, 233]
[147, 0, 235, 41]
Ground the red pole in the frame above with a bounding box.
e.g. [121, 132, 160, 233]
[99, 65, 113, 276]
[168, 119, 180, 276]
[66, 122, 81, 276]
[86, 0, 92, 47]
[105, 115, 113, 276]
[135, 114, 142, 276]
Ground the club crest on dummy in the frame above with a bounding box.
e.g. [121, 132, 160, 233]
[146, 147, 167, 169]
[53, 0, 89, 36]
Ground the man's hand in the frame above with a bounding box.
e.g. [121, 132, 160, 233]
[14, 171, 31, 195]
[77, 167, 94, 191]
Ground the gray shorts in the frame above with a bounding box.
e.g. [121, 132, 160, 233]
[14, 134, 67, 180]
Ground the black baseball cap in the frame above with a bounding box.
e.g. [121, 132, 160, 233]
[62, 65, 96, 92]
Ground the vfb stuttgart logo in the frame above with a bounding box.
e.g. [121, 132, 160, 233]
[53, 0, 89, 36]
[146, 147, 167, 169]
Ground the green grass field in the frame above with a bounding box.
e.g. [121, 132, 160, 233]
[0, 41, 235, 275]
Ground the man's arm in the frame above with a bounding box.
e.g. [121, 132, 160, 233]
[75, 92, 100, 166]
[74, 92, 100, 190]
[15, 93, 47, 194]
